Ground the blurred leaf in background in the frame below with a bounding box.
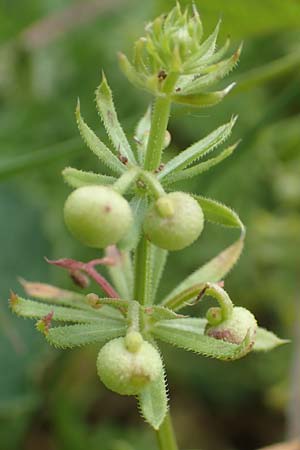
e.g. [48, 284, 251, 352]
[1, 0, 299, 449]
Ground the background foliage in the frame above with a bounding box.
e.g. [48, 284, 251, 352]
[0, 1, 299, 449]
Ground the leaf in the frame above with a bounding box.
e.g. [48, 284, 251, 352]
[62, 167, 116, 188]
[162, 283, 207, 311]
[183, 20, 221, 72]
[162, 239, 244, 311]
[19, 280, 123, 321]
[96, 74, 136, 164]
[158, 117, 237, 180]
[181, 46, 241, 94]
[76, 101, 126, 175]
[119, 196, 148, 251]
[118, 53, 149, 92]
[19, 279, 89, 309]
[43, 322, 126, 349]
[134, 107, 151, 165]
[152, 317, 207, 332]
[144, 305, 181, 323]
[171, 83, 235, 108]
[9, 295, 108, 323]
[162, 142, 238, 185]
[185, 37, 231, 72]
[151, 246, 168, 302]
[195, 195, 245, 232]
[138, 367, 168, 430]
[152, 318, 252, 360]
[105, 246, 133, 299]
[253, 327, 290, 352]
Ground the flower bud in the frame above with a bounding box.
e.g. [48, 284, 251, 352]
[64, 185, 132, 249]
[143, 192, 204, 251]
[97, 335, 163, 396]
[205, 306, 257, 346]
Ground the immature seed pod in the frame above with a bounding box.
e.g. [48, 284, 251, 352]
[205, 306, 257, 346]
[97, 333, 163, 396]
[64, 185, 132, 249]
[143, 192, 204, 251]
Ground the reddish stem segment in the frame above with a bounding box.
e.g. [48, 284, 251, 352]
[46, 256, 119, 298]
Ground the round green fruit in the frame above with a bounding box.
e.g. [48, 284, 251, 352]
[97, 335, 163, 396]
[64, 185, 132, 249]
[143, 192, 204, 251]
[205, 306, 257, 346]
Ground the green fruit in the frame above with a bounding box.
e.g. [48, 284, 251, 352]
[143, 192, 204, 251]
[64, 185, 132, 248]
[205, 306, 257, 346]
[97, 334, 163, 396]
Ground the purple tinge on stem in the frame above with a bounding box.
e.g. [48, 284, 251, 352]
[45, 256, 119, 298]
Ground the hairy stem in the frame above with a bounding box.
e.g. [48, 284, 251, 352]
[156, 413, 179, 450]
[144, 95, 171, 171]
[135, 80, 179, 448]
[134, 236, 152, 305]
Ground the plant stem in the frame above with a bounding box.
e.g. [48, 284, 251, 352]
[135, 80, 180, 449]
[144, 95, 171, 171]
[156, 413, 179, 450]
[134, 235, 152, 305]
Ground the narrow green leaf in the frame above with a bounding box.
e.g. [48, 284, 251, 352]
[19, 279, 90, 310]
[76, 101, 126, 175]
[144, 305, 181, 323]
[182, 46, 241, 94]
[171, 83, 235, 108]
[195, 195, 245, 232]
[162, 142, 238, 185]
[19, 281, 124, 321]
[118, 53, 149, 91]
[62, 167, 116, 188]
[151, 246, 168, 302]
[253, 327, 290, 352]
[10, 296, 105, 323]
[185, 37, 231, 72]
[151, 317, 207, 333]
[119, 196, 148, 251]
[44, 322, 126, 349]
[138, 367, 168, 430]
[162, 239, 244, 311]
[183, 20, 221, 72]
[158, 117, 237, 180]
[96, 74, 136, 164]
[106, 247, 133, 299]
[152, 319, 252, 360]
[134, 107, 151, 165]
[162, 283, 207, 311]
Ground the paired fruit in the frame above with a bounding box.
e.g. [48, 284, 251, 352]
[143, 192, 204, 251]
[64, 185, 132, 249]
[97, 333, 163, 396]
[205, 306, 257, 346]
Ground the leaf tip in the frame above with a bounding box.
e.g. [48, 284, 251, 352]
[36, 311, 54, 335]
[9, 290, 19, 309]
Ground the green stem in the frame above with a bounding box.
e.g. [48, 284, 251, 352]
[156, 413, 179, 450]
[141, 170, 166, 199]
[144, 95, 171, 171]
[113, 167, 139, 194]
[134, 236, 152, 306]
[135, 77, 179, 449]
[205, 283, 234, 321]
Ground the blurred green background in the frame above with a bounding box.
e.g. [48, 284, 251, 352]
[0, 1, 299, 449]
